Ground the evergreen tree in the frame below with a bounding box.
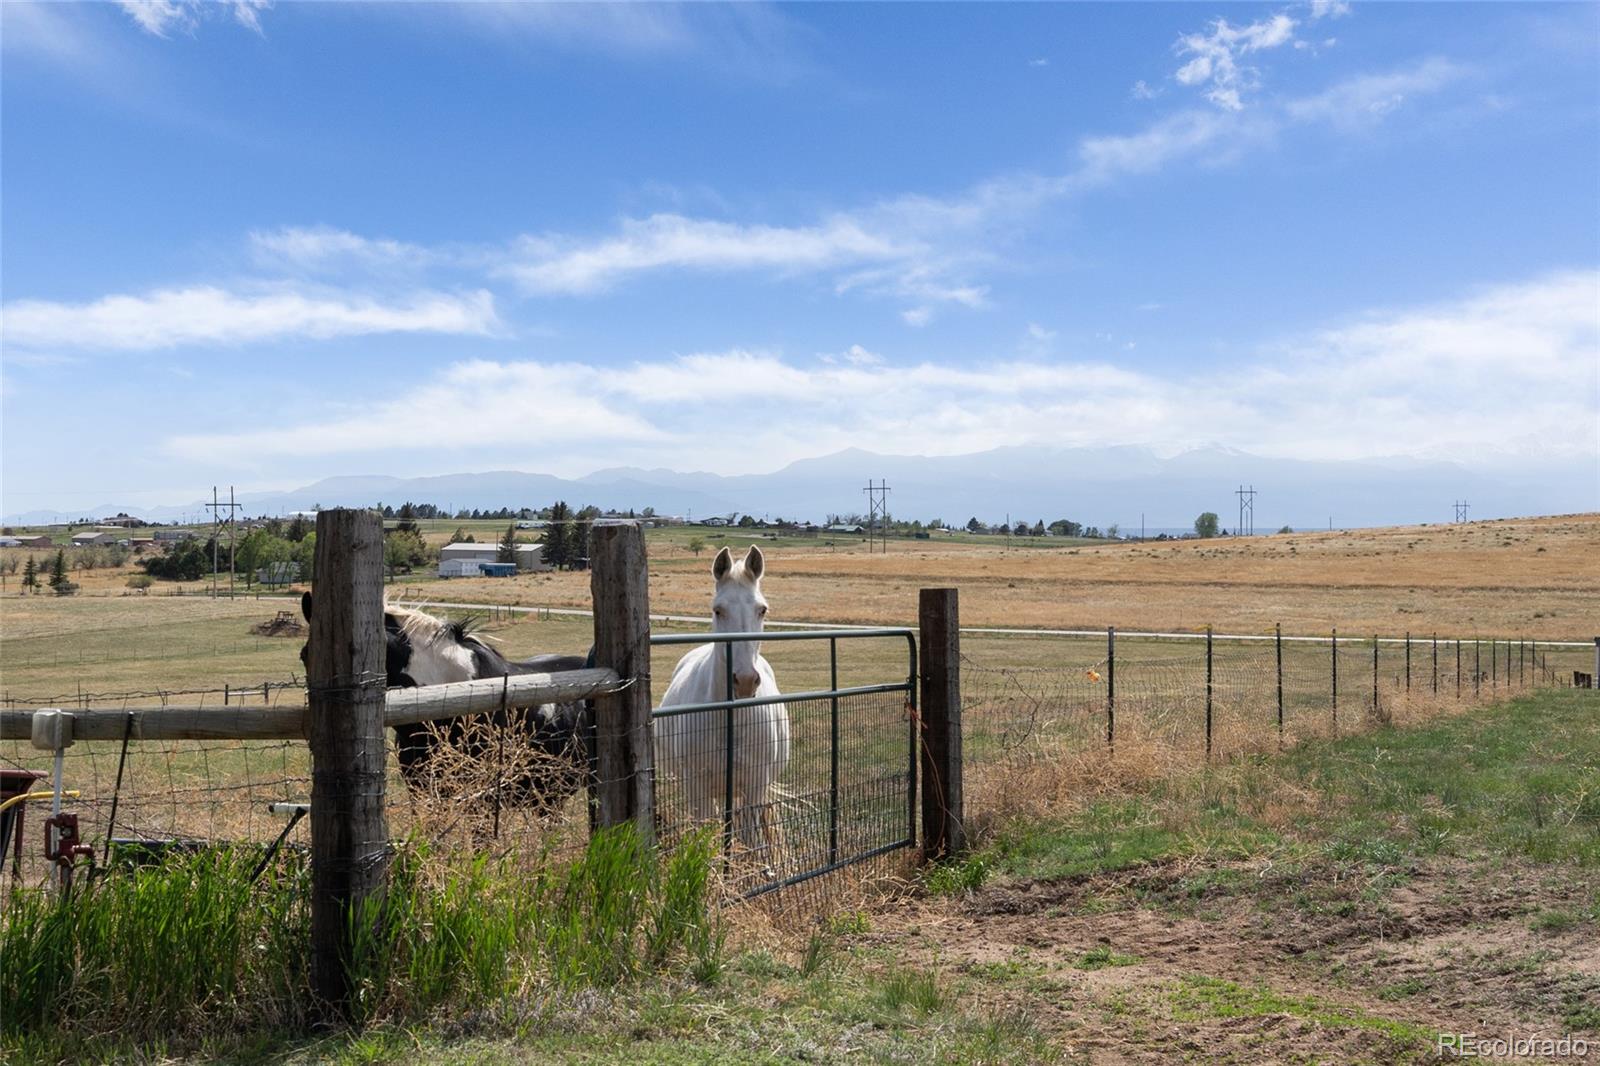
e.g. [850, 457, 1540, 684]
[49, 550, 67, 588]
[498, 522, 518, 563]
[396, 502, 419, 534]
[22, 556, 38, 594]
[543, 501, 574, 569]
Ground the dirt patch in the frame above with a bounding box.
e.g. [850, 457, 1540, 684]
[861, 858, 1598, 1062]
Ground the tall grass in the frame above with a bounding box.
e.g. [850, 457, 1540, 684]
[1, 824, 722, 1060]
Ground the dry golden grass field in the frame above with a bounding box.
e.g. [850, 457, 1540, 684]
[356, 510, 1600, 639]
[6, 513, 1595, 639]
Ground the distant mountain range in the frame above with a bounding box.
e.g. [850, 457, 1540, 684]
[5, 445, 1595, 531]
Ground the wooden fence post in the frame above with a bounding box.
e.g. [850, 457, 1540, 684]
[919, 588, 963, 861]
[305, 508, 388, 1020]
[589, 522, 654, 838]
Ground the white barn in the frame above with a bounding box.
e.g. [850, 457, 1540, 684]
[437, 542, 550, 577]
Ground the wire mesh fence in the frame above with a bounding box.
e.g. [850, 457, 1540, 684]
[960, 631, 1594, 784]
[2, 609, 1592, 902]
[652, 688, 915, 898]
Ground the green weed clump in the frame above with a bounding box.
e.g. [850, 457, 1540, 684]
[1, 824, 722, 1060]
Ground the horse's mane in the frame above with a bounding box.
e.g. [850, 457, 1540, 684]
[384, 604, 488, 647]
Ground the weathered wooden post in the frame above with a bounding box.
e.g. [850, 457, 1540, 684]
[589, 522, 654, 837]
[305, 508, 388, 1019]
[919, 588, 963, 861]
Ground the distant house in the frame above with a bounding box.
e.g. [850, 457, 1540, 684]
[10, 534, 53, 548]
[70, 531, 117, 547]
[516, 520, 549, 529]
[826, 524, 865, 534]
[153, 529, 197, 542]
[437, 542, 550, 577]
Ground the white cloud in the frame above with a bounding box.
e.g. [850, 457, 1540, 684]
[158, 272, 1599, 473]
[116, 1, 270, 38]
[1075, 110, 1243, 184]
[250, 226, 434, 272]
[505, 213, 912, 294]
[901, 308, 933, 328]
[1284, 57, 1467, 128]
[1174, 12, 1299, 111]
[1029, 57, 1049, 68]
[1309, 0, 1352, 20]
[1130, 79, 1160, 100]
[1, 285, 498, 350]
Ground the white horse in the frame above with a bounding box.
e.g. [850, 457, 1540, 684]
[656, 545, 790, 853]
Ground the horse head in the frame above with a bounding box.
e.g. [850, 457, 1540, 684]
[710, 545, 768, 698]
[299, 592, 479, 688]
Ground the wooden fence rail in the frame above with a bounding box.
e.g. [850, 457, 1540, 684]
[0, 669, 624, 744]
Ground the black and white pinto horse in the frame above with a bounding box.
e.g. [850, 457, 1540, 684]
[300, 593, 592, 811]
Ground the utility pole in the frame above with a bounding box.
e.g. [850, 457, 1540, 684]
[1235, 485, 1256, 537]
[862, 479, 891, 554]
[205, 485, 243, 598]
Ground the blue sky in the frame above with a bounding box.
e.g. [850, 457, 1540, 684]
[2, 1, 1597, 515]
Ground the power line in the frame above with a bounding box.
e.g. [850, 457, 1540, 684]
[862, 479, 891, 554]
[1234, 484, 1256, 537]
[204, 486, 242, 599]
[1453, 500, 1470, 524]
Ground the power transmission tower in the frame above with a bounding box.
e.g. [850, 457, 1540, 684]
[1235, 485, 1256, 537]
[1453, 500, 1470, 524]
[862, 479, 891, 554]
[205, 485, 243, 598]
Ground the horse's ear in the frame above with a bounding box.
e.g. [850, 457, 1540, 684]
[743, 544, 764, 581]
[712, 546, 734, 582]
[301, 591, 313, 622]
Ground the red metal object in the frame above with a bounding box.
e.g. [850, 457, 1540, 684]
[44, 812, 93, 884]
[1, 769, 48, 876]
